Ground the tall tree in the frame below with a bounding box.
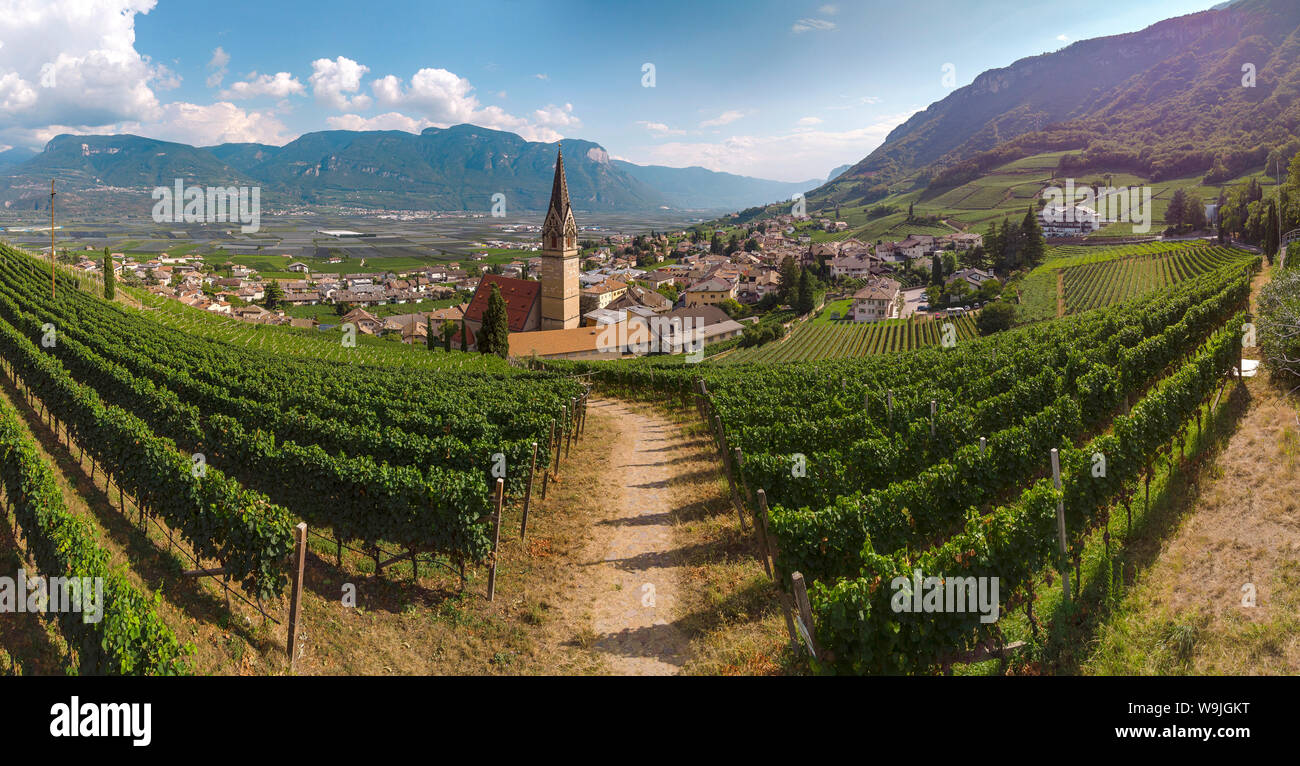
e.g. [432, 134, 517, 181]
[1021, 207, 1045, 267]
[795, 267, 814, 315]
[441, 319, 457, 352]
[930, 253, 943, 286]
[778, 256, 799, 302]
[1166, 188, 1188, 229]
[1265, 200, 1280, 264]
[263, 280, 284, 310]
[479, 284, 510, 358]
[425, 316, 435, 351]
[102, 247, 115, 300]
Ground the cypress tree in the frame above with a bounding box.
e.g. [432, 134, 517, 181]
[103, 247, 115, 300]
[480, 284, 510, 358]
[426, 316, 435, 351]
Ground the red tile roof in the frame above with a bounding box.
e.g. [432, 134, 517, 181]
[464, 274, 540, 332]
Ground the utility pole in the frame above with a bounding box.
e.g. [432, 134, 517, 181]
[49, 180, 56, 299]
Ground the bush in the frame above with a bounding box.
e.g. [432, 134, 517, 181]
[1258, 269, 1300, 386]
[975, 301, 1017, 335]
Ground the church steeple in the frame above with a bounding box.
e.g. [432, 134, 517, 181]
[539, 144, 580, 330]
[542, 146, 577, 254]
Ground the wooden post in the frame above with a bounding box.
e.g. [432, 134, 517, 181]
[565, 397, 576, 459]
[1051, 448, 1070, 604]
[791, 571, 818, 660]
[715, 418, 747, 532]
[487, 478, 504, 601]
[979, 436, 986, 456]
[930, 399, 936, 438]
[286, 522, 307, 670]
[887, 389, 893, 424]
[552, 408, 563, 474]
[521, 441, 538, 539]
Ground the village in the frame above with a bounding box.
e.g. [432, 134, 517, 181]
[61, 190, 993, 360]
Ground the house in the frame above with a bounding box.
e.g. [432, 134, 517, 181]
[1040, 205, 1101, 237]
[607, 284, 673, 314]
[286, 262, 311, 273]
[829, 254, 881, 279]
[946, 268, 1000, 290]
[947, 232, 983, 250]
[850, 277, 901, 323]
[579, 278, 628, 312]
[683, 277, 736, 308]
[339, 307, 383, 335]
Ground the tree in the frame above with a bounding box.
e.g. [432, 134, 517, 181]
[930, 254, 943, 286]
[426, 316, 435, 351]
[441, 319, 457, 352]
[795, 267, 815, 315]
[334, 301, 353, 317]
[907, 201, 914, 221]
[103, 248, 115, 300]
[1265, 200, 1280, 265]
[743, 237, 759, 252]
[1021, 207, 1044, 267]
[263, 280, 285, 310]
[461, 318, 468, 351]
[710, 231, 723, 255]
[478, 284, 510, 357]
[975, 301, 1017, 335]
[1185, 192, 1207, 231]
[778, 256, 799, 302]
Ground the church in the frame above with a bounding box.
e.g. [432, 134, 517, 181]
[463, 146, 626, 359]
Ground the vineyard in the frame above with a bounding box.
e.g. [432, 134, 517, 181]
[1017, 242, 1257, 323]
[0, 242, 583, 673]
[545, 253, 1258, 673]
[716, 315, 978, 364]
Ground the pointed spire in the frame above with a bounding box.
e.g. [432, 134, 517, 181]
[548, 145, 571, 220]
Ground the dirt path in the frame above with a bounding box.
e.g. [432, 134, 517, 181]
[566, 398, 693, 674]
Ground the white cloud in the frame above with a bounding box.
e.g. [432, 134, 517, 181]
[818, 4, 838, 14]
[792, 18, 836, 33]
[326, 111, 434, 133]
[127, 101, 293, 146]
[151, 62, 181, 91]
[310, 56, 372, 110]
[628, 111, 918, 182]
[700, 110, 745, 128]
[1056, 34, 1071, 42]
[367, 67, 578, 142]
[533, 73, 549, 81]
[637, 121, 686, 136]
[796, 116, 823, 127]
[0, 0, 163, 133]
[206, 46, 230, 88]
[220, 71, 305, 100]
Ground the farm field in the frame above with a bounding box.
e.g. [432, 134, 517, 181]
[549, 252, 1260, 673]
[0, 241, 584, 673]
[715, 314, 978, 364]
[1016, 242, 1257, 323]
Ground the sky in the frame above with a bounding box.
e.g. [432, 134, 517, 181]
[0, 0, 1224, 182]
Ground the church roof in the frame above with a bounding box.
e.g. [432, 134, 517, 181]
[548, 146, 571, 221]
[464, 274, 540, 332]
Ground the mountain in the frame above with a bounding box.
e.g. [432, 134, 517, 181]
[0, 124, 809, 213]
[812, 0, 1300, 205]
[612, 160, 819, 210]
[826, 164, 853, 182]
[0, 147, 35, 169]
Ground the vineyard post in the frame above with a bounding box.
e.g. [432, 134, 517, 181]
[930, 400, 936, 438]
[565, 397, 576, 459]
[287, 522, 307, 671]
[715, 417, 747, 531]
[542, 419, 556, 499]
[791, 571, 819, 660]
[979, 436, 986, 456]
[487, 478, 503, 602]
[521, 441, 538, 539]
[740, 451, 772, 577]
[1051, 448, 1070, 604]
[887, 389, 893, 424]
[552, 407, 563, 475]
[757, 490, 799, 650]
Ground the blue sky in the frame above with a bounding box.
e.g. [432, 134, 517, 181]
[1, 0, 1221, 181]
